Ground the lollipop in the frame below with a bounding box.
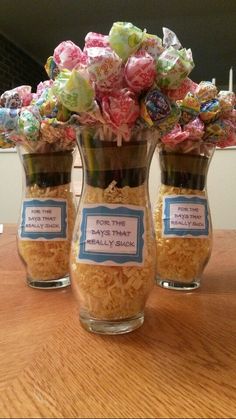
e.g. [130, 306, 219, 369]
[109, 22, 144, 61]
[124, 51, 156, 93]
[53, 40, 84, 70]
[195, 81, 218, 103]
[140, 89, 172, 127]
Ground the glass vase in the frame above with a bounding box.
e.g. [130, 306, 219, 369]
[70, 127, 157, 334]
[154, 140, 215, 291]
[17, 146, 76, 289]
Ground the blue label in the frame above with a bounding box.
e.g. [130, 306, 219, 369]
[163, 195, 209, 237]
[78, 204, 145, 265]
[20, 199, 67, 240]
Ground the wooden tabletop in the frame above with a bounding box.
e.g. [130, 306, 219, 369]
[0, 225, 236, 418]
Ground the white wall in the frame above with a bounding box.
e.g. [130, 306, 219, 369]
[0, 147, 236, 229]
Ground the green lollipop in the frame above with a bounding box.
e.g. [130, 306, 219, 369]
[109, 22, 144, 61]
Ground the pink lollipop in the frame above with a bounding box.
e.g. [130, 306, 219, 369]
[101, 88, 139, 127]
[164, 78, 198, 101]
[86, 47, 122, 91]
[183, 117, 205, 140]
[84, 32, 110, 49]
[161, 124, 189, 145]
[54, 40, 83, 70]
[124, 51, 156, 93]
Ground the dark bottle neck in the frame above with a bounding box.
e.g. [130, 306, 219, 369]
[22, 150, 74, 187]
[159, 151, 210, 190]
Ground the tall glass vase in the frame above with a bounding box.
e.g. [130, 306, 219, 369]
[70, 127, 157, 334]
[154, 140, 215, 291]
[17, 146, 76, 289]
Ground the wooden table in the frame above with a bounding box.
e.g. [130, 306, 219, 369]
[1, 225, 236, 418]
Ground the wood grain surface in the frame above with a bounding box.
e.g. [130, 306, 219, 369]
[0, 225, 236, 418]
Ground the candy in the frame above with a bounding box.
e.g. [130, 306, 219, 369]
[53, 69, 95, 113]
[124, 51, 156, 93]
[195, 81, 218, 103]
[203, 120, 226, 142]
[17, 107, 41, 141]
[53, 40, 83, 70]
[101, 88, 139, 127]
[45, 56, 60, 79]
[161, 124, 189, 145]
[163, 27, 182, 50]
[0, 108, 20, 131]
[109, 22, 144, 61]
[0, 131, 15, 148]
[183, 117, 205, 140]
[84, 32, 109, 49]
[86, 47, 122, 91]
[199, 99, 220, 123]
[158, 104, 181, 135]
[140, 89, 171, 127]
[156, 47, 194, 89]
[178, 92, 200, 123]
[218, 90, 235, 114]
[138, 33, 164, 59]
[163, 77, 198, 101]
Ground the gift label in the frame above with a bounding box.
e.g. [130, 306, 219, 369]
[78, 204, 145, 266]
[19, 198, 68, 240]
[162, 195, 209, 238]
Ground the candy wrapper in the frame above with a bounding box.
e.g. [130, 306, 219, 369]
[156, 47, 194, 89]
[86, 47, 122, 91]
[45, 56, 60, 80]
[109, 22, 144, 61]
[217, 90, 235, 115]
[101, 88, 139, 127]
[53, 40, 84, 70]
[178, 92, 200, 124]
[0, 131, 15, 148]
[0, 108, 20, 131]
[161, 124, 189, 145]
[17, 107, 41, 141]
[195, 81, 218, 103]
[163, 78, 198, 101]
[183, 117, 205, 140]
[84, 32, 109, 49]
[53, 68, 95, 112]
[140, 89, 172, 127]
[163, 27, 182, 50]
[124, 51, 156, 93]
[138, 33, 164, 59]
[1, 85, 32, 108]
[199, 99, 220, 123]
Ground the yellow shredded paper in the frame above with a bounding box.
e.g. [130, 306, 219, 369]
[71, 183, 156, 320]
[154, 184, 212, 283]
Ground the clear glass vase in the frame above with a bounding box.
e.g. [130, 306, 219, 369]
[17, 146, 76, 289]
[154, 140, 215, 291]
[70, 127, 157, 334]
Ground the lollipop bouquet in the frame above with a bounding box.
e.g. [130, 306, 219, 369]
[0, 83, 77, 288]
[154, 82, 236, 290]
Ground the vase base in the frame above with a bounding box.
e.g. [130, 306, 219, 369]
[157, 278, 200, 291]
[27, 275, 70, 289]
[79, 312, 144, 335]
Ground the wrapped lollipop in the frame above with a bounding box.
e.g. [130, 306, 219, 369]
[53, 68, 95, 113]
[140, 88, 172, 127]
[178, 92, 200, 124]
[109, 21, 144, 61]
[195, 81, 218, 103]
[199, 98, 220, 123]
[163, 77, 198, 101]
[138, 32, 164, 59]
[124, 51, 156, 93]
[156, 47, 194, 89]
[53, 40, 84, 70]
[86, 47, 123, 91]
[218, 90, 236, 115]
[84, 32, 110, 49]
